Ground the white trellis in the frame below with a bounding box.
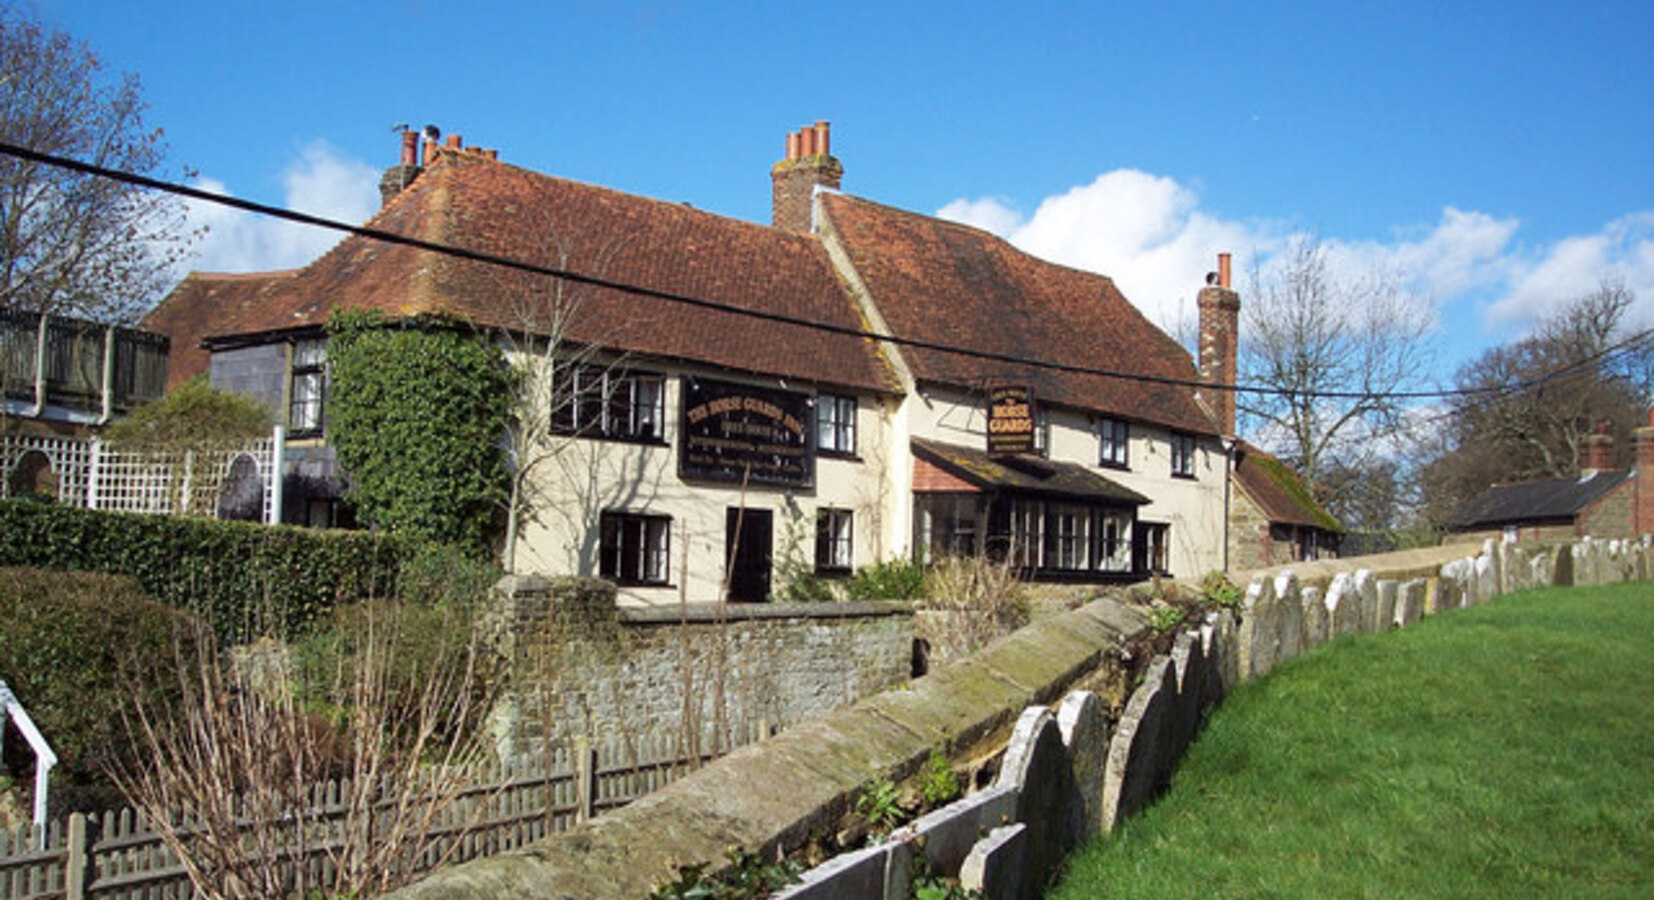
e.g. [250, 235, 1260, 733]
[0, 427, 285, 524]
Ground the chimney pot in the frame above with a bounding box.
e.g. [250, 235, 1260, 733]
[1218, 252, 1232, 289]
[446, 134, 463, 149]
[813, 121, 830, 157]
[786, 132, 801, 161]
[399, 131, 418, 167]
[799, 126, 815, 158]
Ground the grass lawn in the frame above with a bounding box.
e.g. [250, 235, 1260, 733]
[1050, 581, 1654, 899]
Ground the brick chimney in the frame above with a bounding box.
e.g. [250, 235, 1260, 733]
[1197, 252, 1241, 435]
[771, 121, 842, 233]
[379, 130, 422, 208]
[1580, 421, 1615, 475]
[1635, 409, 1654, 537]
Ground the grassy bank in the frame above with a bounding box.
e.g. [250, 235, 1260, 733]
[1051, 581, 1654, 899]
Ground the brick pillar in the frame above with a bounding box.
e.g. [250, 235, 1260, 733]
[1636, 410, 1654, 538]
[771, 121, 843, 233]
[1197, 253, 1240, 435]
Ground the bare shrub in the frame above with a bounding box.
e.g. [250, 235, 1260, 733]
[916, 555, 1031, 665]
[112, 599, 496, 899]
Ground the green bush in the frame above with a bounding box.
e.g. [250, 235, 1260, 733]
[0, 567, 199, 792]
[0, 500, 412, 641]
[847, 557, 927, 601]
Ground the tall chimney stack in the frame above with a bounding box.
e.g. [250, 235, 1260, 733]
[771, 120, 843, 233]
[379, 130, 423, 208]
[1580, 422, 1615, 474]
[1198, 252, 1241, 434]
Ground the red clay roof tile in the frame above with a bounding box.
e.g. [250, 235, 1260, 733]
[819, 193, 1217, 436]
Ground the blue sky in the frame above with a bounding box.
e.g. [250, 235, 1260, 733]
[28, 0, 1654, 384]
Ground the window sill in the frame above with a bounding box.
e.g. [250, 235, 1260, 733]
[817, 450, 862, 462]
[1097, 460, 1131, 472]
[556, 432, 669, 447]
[1171, 473, 1197, 481]
[814, 567, 852, 579]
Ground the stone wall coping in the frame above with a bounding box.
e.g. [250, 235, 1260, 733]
[617, 600, 914, 625]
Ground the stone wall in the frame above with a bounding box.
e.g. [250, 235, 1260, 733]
[389, 536, 1649, 899]
[482, 576, 914, 765]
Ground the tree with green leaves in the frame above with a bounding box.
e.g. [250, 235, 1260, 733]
[325, 310, 511, 557]
[0, 8, 195, 323]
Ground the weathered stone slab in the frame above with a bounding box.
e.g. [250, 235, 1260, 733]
[1352, 570, 1378, 633]
[1396, 579, 1424, 628]
[1101, 656, 1177, 830]
[769, 843, 891, 900]
[1168, 633, 1204, 764]
[1325, 573, 1363, 639]
[1236, 574, 1275, 679]
[894, 784, 1018, 877]
[1275, 571, 1306, 664]
[995, 706, 1080, 886]
[1201, 609, 1238, 702]
[1473, 554, 1494, 605]
[1375, 580, 1397, 632]
[1056, 692, 1109, 842]
[960, 824, 1029, 900]
[1553, 543, 1574, 587]
[1301, 584, 1327, 650]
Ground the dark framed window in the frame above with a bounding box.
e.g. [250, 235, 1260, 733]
[1170, 433, 1196, 479]
[1045, 503, 1091, 570]
[816, 393, 857, 455]
[1137, 522, 1170, 574]
[815, 508, 854, 574]
[599, 512, 671, 585]
[554, 366, 665, 442]
[1098, 417, 1129, 469]
[289, 338, 326, 434]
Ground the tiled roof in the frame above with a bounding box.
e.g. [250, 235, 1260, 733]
[820, 194, 1218, 436]
[144, 152, 899, 396]
[1453, 471, 1632, 529]
[1233, 441, 1341, 532]
[912, 437, 1150, 505]
[140, 270, 300, 390]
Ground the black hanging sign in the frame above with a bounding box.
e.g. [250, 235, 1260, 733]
[679, 377, 816, 488]
[987, 385, 1036, 455]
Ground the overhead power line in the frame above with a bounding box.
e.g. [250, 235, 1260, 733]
[0, 140, 1644, 407]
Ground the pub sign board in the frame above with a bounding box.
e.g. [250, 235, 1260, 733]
[987, 385, 1036, 455]
[679, 376, 816, 488]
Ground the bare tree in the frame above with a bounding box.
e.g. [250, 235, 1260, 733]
[495, 222, 632, 574]
[1416, 282, 1651, 526]
[112, 602, 496, 899]
[0, 9, 195, 323]
[1239, 236, 1433, 507]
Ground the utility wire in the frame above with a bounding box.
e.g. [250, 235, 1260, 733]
[1, 140, 1644, 405]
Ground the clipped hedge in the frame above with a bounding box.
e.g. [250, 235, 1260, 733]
[0, 500, 412, 641]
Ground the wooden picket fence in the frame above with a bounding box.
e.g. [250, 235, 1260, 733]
[0, 722, 773, 900]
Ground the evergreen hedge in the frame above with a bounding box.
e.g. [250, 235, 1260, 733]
[0, 567, 197, 796]
[0, 500, 411, 641]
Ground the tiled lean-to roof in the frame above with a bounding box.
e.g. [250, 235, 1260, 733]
[1232, 441, 1342, 532]
[145, 150, 899, 396]
[819, 193, 1219, 436]
[912, 437, 1150, 505]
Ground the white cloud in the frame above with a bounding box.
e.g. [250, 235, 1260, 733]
[938, 173, 1654, 340]
[938, 170, 1268, 331]
[1489, 212, 1654, 333]
[181, 141, 380, 275]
